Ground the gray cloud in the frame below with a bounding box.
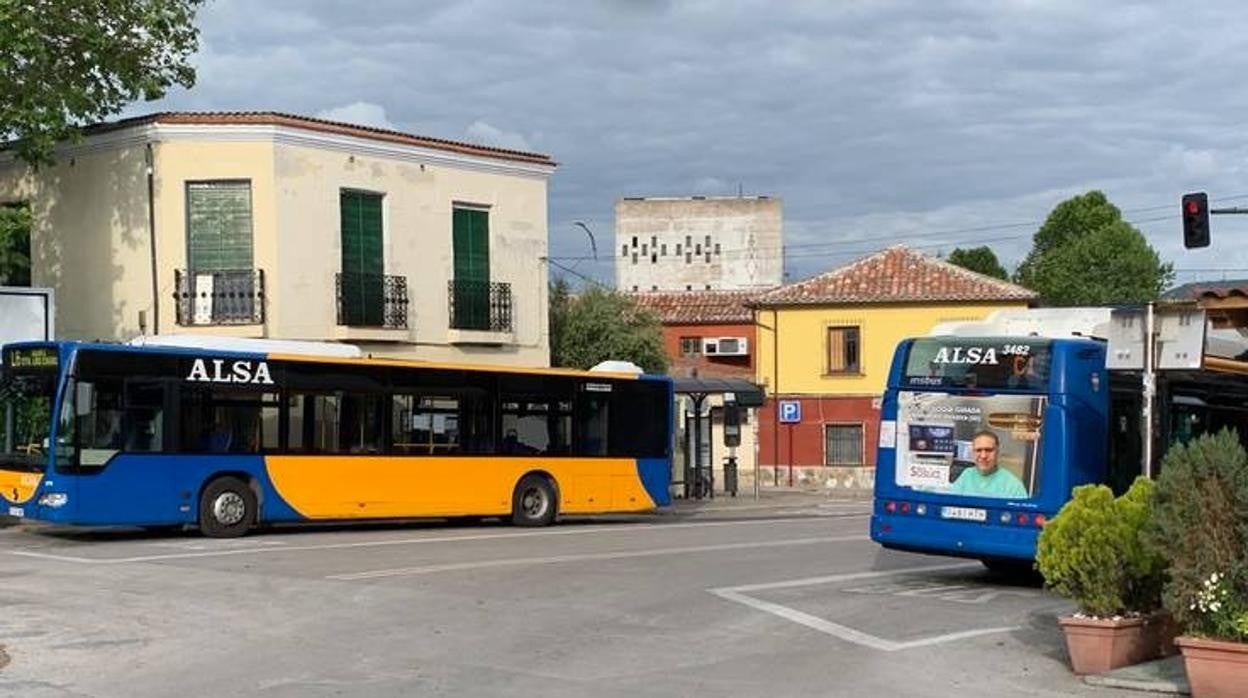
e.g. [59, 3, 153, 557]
[139, 0, 1248, 286]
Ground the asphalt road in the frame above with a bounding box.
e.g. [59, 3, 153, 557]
[0, 501, 1162, 697]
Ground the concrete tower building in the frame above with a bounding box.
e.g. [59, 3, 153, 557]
[614, 196, 782, 292]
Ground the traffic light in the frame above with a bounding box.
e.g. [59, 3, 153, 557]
[1183, 192, 1210, 249]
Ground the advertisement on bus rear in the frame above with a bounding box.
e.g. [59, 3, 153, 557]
[892, 391, 1044, 499]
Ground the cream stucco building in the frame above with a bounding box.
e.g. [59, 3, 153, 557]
[0, 112, 557, 365]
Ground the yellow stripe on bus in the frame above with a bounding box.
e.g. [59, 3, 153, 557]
[267, 353, 641, 380]
[264, 456, 657, 519]
[0, 469, 42, 504]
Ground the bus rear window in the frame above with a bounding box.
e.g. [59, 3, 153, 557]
[903, 338, 1051, 390]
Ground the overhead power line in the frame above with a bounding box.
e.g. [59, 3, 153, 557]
[552, 196, 1240, 266]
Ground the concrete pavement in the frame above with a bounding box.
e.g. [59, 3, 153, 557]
[668, 489, 1191, 696]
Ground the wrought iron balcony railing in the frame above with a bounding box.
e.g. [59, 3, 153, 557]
[448, 279, 512, 332]
[336, 272, 409, 329]
[174, 269, 265, 325]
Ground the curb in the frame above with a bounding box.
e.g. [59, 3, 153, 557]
[1081, 656, 1189, 695]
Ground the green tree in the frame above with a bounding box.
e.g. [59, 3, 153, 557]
[551, 286, 668, 373]
[1014, 191, 1173, 306]
[548, 276, 572, 365]
[947, 246, 1008, 280]
[0, 0, 206, 166]
[0, 203, 32, 286]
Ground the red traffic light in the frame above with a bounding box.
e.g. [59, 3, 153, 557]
[1182, 192, 1210, 249]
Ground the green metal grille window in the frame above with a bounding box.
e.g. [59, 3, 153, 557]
[825, 423, 864, 465]
[340, 190, 385, 326]
[452, 206, 490, 329]
[187, 181, 253, 272]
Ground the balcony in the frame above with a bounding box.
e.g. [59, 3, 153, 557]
[174, 269, 265, 326]
[336, 272, 409, 329]
[448, 279, 512, 332]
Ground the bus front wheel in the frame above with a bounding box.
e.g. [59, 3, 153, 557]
[199, 476, 256, 538]
[511, 474, 557, 527]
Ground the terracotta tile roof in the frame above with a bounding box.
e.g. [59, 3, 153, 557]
[629, 289, 772, 324]
[1163, 279, 1248, 301]
[752, 245, 1036, 307]
[81, 111, 556, 166]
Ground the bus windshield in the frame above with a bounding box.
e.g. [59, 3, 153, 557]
[892, 390, 1044, 499]
[0, 367, 56, 472]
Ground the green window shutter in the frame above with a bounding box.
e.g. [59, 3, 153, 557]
[340, 190, 384, 325]
[187, 181, 253, 272]
[453, 207, 490, 329]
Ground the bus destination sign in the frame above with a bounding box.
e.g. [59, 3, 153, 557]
[4, 346, 58, 370]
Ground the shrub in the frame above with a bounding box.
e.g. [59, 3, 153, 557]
[1036, 477, 1164, 617]
[1150, 429, 1248, 639]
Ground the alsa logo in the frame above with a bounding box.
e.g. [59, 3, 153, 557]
[932, 346, 999, 365]
[186, 358, 274, 385]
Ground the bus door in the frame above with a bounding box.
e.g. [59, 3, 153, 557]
[1106, 371, 1143, 495]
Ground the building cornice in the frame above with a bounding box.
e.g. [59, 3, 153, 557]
[2, 123, 556, 180]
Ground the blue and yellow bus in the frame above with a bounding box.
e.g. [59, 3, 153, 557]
[870, 336, 1108, 571]
[0, 340, 673, 537]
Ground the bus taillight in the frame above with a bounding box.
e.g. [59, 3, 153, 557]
[1033, 514, 1047, 527]
[884, 501, 897, 513]
[900, 502, 911, 514]
[1016, 513, 1029, 525]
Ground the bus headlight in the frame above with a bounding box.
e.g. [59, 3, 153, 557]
[38, 493, 68, 508]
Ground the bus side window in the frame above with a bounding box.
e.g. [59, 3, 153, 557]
[77, 377, 165, 458]
[576, 394, 609, 457]
[390, 394, 460, 455]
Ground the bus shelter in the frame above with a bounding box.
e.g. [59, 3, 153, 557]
[672, 377, 765, 500]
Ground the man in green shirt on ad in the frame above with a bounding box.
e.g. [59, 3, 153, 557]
[950, 430, 1028, 499]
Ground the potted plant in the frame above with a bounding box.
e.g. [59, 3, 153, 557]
[1150, 429, 1248, 698]
[1036, 477, 1170, 674]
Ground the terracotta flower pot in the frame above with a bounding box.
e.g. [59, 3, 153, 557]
[1058, 614, 1174, 675]
[1175, 635, 1248, 698]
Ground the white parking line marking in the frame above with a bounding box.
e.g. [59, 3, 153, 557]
[6, 515, 868, 564]
[326, 534, 870, 580]
[709, 563, 1020, 651]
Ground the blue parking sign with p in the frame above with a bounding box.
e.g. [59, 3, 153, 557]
[779, 400, 801, 423]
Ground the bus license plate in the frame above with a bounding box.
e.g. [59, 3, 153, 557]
[941, 506, 986, 522]
[8, 506, 23, 518]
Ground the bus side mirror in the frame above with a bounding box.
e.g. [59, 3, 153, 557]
[723, 405, 741, 448]
[75, 382, 94, 417]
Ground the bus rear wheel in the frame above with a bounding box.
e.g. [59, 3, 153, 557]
[511, 474, 556, 527]
[199, 476, 256, 538]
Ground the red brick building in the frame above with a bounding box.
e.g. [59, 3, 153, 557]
[632, 289, 773, 495]
[632, 289, 768, 381]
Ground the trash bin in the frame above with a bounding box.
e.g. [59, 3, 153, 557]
[723, 455, 738, 497]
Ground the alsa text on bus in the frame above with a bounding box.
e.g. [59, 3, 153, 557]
[932, 347, 999, 365]
[186, 358, 274, 385]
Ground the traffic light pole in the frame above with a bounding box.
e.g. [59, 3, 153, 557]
[1211, 207, 1248, 215]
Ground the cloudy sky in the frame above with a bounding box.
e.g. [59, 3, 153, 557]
[134, 0, 1248, 287]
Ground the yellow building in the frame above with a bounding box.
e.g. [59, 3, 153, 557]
[750, 245, 1036, 488]
[0, 112, 557, 365]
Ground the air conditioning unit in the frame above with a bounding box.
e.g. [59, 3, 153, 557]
[702, 336, 749, 356]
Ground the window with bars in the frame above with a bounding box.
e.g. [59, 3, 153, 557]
[825, 424, 864, 465]
[679, 336, 702, 357]
[827, 326, 861, 374]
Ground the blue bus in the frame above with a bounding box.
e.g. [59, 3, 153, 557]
[870, 336, 1109, 571]
[0, 340, 673, 537]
